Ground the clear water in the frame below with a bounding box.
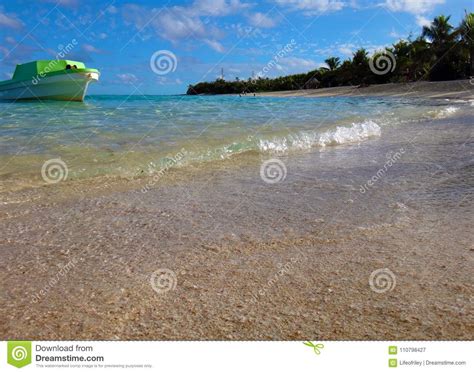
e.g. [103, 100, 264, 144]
[0, 94, 469, 190]
[1, 94, 472, 340]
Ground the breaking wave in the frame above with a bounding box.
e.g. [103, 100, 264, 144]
[257, 120, 381, 153]
[430, 106, 460, 119]
[158, 120, 382, 171]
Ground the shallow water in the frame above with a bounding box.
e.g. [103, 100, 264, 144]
[0, 96, 472, 340]
[0, 94, 470, 191]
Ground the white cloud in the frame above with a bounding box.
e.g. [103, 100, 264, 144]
[117, 73, 138, 84]
[248, 12, 277, 28]
[0, 11, 23, 29]
[274, 0, 345, 14]
[383, 0, 445, 15]
[0, 42, 37, 65]
[389, 29, 403, 38]
[316, 42, 388, 58]
[415, 15, 431, 27]
[5, 36, 16, 44]
[124, 5, 206, 42]
[279, 56, 319, 69]
[316, 42, 357, 56]
[204, 39, 226, 52]
[106, 5, 118, 14]
[122, 2, 249, 52]
[156, 76, 183, 85]
[189, 0, 250, 17]
[82, 44, 105, 53]
[159, 11, 207, 41]
[338, 45, 354, 56]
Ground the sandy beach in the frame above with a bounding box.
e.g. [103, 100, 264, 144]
[1, 83, 473, 341]
[256, 80, 474, 100]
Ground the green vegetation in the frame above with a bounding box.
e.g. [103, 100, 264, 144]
[187, 13, 474, 95]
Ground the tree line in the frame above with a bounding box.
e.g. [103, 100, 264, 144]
[186, 13, 474, 95]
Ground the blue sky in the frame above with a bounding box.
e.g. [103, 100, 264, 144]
[0, 0, 472, 94]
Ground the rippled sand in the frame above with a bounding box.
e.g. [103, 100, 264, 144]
[0, 108, 473, 340]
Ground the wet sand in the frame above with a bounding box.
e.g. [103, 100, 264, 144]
[256, 80, 474, 100]
[0, 104, 473, 341]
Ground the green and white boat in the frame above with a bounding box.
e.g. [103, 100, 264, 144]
[0, 60, 99, 102]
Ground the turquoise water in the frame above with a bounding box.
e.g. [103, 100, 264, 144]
[0, 94, 467, 189]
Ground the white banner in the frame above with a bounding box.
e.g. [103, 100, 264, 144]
[1, 341, 472, 372]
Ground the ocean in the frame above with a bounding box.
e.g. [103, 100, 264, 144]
[0, 94, 470, 191]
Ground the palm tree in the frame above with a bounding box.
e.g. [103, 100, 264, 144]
[352, 49, 369, 66]
[351, 49, 370, 84]
[458, 12, 474, 76]
[422, 15, 454, 46]
[324, 57, 341, 71]
[408, 37, 431, 80]
[422, 15, 457, 80]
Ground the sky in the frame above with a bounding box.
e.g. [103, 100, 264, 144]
[0, 0, 472, 95]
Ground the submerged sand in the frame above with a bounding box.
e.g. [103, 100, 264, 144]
[0, 92, 473, 340]
[256, 80, 474, 100]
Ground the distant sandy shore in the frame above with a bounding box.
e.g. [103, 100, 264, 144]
[256, 80, 474, 100]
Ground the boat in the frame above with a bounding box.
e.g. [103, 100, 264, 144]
[0, 60, 99, 102]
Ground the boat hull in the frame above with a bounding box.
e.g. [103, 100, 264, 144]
[0, 72, 99, 102]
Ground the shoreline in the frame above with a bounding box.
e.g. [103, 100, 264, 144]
[2, 83, 473, 196]
[254, 80, 474, 100]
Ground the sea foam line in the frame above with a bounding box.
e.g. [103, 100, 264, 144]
[430, 106, 460, 119]
[142, 121, 382, 178]
[258, 120, 382, 153]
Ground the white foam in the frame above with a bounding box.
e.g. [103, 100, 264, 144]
[258, 132, 317, 152]
[258, 137, 290, 152]
[318, 120, 381, 147]
[258, 120, 381, 153]
[434, 106, 459, 118]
